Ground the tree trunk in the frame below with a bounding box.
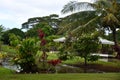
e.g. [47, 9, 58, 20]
[112, 29, 120, 59]
[84, 57, 87, 73]
[84, 57, 87, 66]
[42, 51, 47, 69]
[112, 28, 117, 45]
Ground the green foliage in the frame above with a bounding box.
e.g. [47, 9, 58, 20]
[59, 11, 98, 35]
[1, 28, 25, 44]
[13, 38, 39, 73]
[73, 32, 100, 65]
[0, 51, 7, 59]
[0, 25, 4, 40]
[9, 28, 25, 39]
[26, 22, 54, 38]
[61, 0, 120, 46]
[9, 33, 21, 47]
[45, 35, 61, 51]
[106, 30, 120, 43]
[22, 14, 61, 33]
[58, 52, 69, 61]
[74, 34, 99, 56]
[88, 55, 99, 62]
[1, 45, 17, 56]
[18, 38, 38, 55]
[0, 41, 3, 51]
[1, 30, 9, 44]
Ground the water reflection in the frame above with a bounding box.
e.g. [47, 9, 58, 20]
[1, 58, 21, 72]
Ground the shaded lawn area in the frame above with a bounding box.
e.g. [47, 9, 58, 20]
[47, 53, 120, 68]
[0, 73, 120, 80]
[63, 56, 120, 67]
[63, 56, 120, 72]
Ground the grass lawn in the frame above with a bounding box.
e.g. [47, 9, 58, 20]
[0, 73, 120, 80]
[0, 51, 120, 80]
[0, 66, 14, 75]
[62, 55, 120, 66]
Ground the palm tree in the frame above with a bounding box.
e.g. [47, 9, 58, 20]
[61, 0, 120, 40]
[61, 0, 120, 58]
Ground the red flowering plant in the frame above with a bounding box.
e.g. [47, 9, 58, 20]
[38, 29, 45, 39]
[40, 39, 47, 46]
[47, 59, 61, 73]
[47, 59, 61, 66]
[38, 29, 48, 71]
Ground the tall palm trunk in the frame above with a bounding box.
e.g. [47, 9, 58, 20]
[112, 28, 120, 59]
[112, 28, 117, 45]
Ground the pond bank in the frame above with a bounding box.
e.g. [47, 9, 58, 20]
[66, 62, 120, 73]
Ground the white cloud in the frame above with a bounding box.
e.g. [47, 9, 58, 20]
[0, 0, 92, 29]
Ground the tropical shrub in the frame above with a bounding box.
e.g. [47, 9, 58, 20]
[47, 59, 61, 73]
[9, 33, 21, 47]
[13, 38, 39, 73]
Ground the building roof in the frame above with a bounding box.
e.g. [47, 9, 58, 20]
[98, 37, 115, 45]
[53, 37, 115, 45]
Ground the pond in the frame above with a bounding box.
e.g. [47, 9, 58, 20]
[1, 58, 21, 73]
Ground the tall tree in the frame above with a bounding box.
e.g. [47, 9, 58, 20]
[22, 14, 61, 34]
[61, 0, 120, 58]
[26, 22, 54, 38]
[61, 0, 120, 43]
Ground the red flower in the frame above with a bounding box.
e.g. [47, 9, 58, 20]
[38, 29, 45, 39]
[40, 39, 47, 46]
[47, 59, 61, 66]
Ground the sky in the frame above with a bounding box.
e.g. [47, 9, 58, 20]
[0, 0, 92, 29]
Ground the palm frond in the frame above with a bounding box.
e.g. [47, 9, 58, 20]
[72, 16, 100, 35]
[61, 1, 93, 14]
[58, 11, 98, 35]
[102, 13, 120, 29]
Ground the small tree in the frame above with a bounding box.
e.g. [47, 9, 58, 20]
[73, 33, 99, 66]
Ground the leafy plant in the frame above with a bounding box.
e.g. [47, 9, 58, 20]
[38, 29, 48, 70]
[73, 32, 100, 66]
[88, 55, 99, 62]
[13, 38, 39, 73]
[47, 59, 61, 73]
[9, 33, 21, 47]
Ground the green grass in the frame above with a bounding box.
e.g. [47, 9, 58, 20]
[0, 73, 119, 80]
[63, 56, 84, 64]
[4, 49, 120, 69]
[0, 66, 14, 74]
[63, 56, 120, 68]
[91, 59, 120, 68]
[47, 52, 58, 60]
